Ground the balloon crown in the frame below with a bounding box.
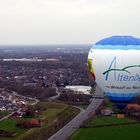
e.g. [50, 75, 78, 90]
[95, 36, 140, 45]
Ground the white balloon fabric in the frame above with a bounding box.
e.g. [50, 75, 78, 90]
[88, 36, 140, 103]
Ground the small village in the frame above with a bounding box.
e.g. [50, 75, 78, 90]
[0, 88, 38, 119]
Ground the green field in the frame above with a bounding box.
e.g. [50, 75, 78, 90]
[0, 111, 10, 119]
[37, 102, 68, 125]
[76, 105, 88, 110]
[71, 116, 139, 140]
[71, 124, 140, 140]
[41, 108, 62, 120]
[0, 118, 27, 140]
[87, 116, 137, 126]
[0, 102, 68, 140]
[17, 103, 80, 140]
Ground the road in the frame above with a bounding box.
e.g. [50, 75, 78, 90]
[0, 112, 15, 122]
[12, 91, 39, 105]
[48, 87, 85, 114]
[48, 87, 60, 101]
[73, 105, 85, 113]
[48, 86, 104, 140]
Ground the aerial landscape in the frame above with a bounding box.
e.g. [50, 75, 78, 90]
[0, 0, 140, 140]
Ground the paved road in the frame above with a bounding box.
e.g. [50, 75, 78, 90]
[48, 87, 60, 101]
[48, 87, 84, 114]
[12, 91, 39, 105]
[0, 112, 14, 122]
[48, 86, 104, 140]
[73, 105, 85, 113]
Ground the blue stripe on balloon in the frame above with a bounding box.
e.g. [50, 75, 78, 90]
[95, 36, 140, 45]
[106, 92, 138, 102]
[92, 45, 140, 50]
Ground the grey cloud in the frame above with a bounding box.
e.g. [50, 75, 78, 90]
[0, 0, 139, 45]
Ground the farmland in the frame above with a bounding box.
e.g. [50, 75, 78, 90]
[87, 116, 137, 126]
[0, 102, 80, 140]
[71, 116, 140, 140]
[71, 124, 140, 140]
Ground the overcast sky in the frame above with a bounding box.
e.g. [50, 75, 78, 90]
[0, 0, 140, 45]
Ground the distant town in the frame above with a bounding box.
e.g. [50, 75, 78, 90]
[0, 45, 92, 113]
[0, 45, 91, 89]
[0, 45, 95, 139]
[1, 45, 140, 140]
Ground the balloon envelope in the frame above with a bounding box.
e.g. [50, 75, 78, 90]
[88, 36, 140, 103]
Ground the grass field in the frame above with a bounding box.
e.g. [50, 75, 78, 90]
[0, 111, 10, 119]
[41, 108, 61, 120]
[40, 106, 68, 125]
[17, 103, 80, 140]
[71, 116, 139, 140]
[87, 116, 137, 126]
[77, 105, 88, 110]
[0, 118, 27, 140]
[71, 124, 140, 140]
[0, 102, 68, 140]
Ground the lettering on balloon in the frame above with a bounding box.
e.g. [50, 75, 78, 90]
[103, 56, 140, 82]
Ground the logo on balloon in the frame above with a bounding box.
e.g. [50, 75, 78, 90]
[103, 56, 140, 82]
[88, 59, 95, 80]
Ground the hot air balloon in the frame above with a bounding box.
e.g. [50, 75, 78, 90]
[88, 36, 140, 109]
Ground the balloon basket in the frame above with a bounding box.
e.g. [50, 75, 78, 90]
[114, 103, 127, 109]
[112, 103, 128, 114]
